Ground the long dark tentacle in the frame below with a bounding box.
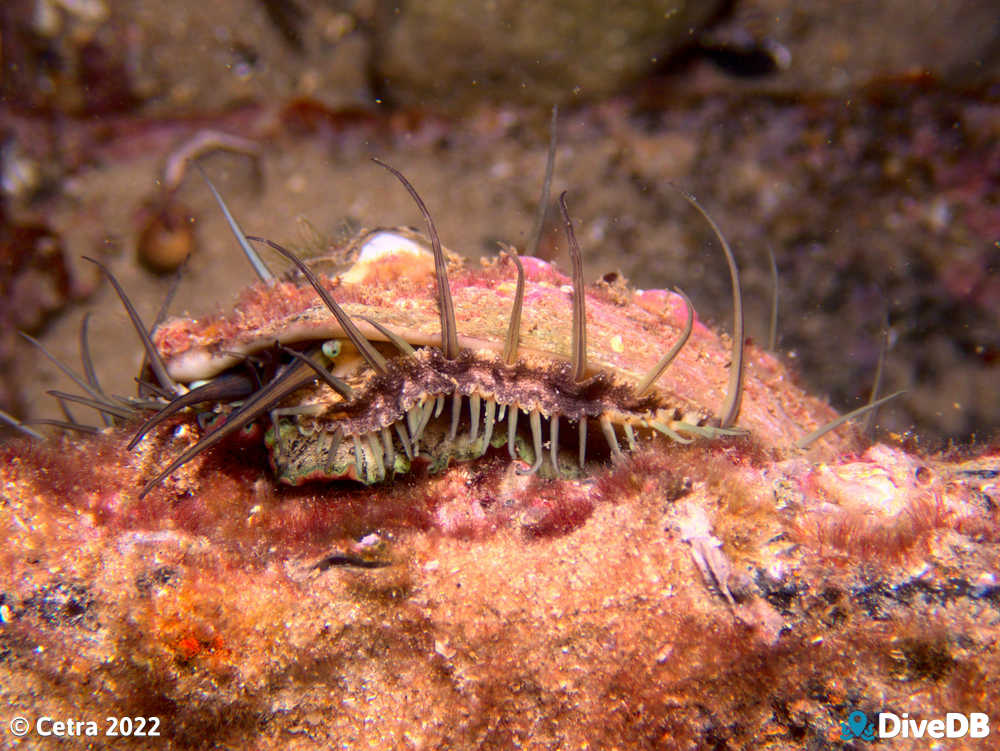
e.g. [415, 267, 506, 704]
[24, 328, 140, 426]
[766, 244, 779, 351]
[127, 372, 257, 450]
[53, 394, 80, 427]
[558, 192, 587, 383]
[668, 187, 744, 428]
[150, 253, 189, 333]
[28, 418, 100, 435]
[0, 409, 46, 440]
[46, 390, 136, 421]
[21, 332, 117, 408]
[528, 104, 559, 257]
[502, 250, 525, 365]
[138, 251, 190, 398]
[795, 391, 905, 449]
[135, 378, 174, 400]
[196, 163, 275, 282]
[863, 311, 890, 436]
[279, 346, 355, 399]
[246, 236, 388, 375]
[138, 359, 317, 498]
[372, 158, 460, 360]
[79, 313, 112, 427]
[636, 287, 695, 396]
[358, 316, 417, 357]
[83, 257, 180, 397]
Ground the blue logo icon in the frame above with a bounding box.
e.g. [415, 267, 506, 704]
[841, 710, 876, 742]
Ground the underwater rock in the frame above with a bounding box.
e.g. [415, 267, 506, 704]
[373, 0, 724, 109]
[2, 430, 997, 748]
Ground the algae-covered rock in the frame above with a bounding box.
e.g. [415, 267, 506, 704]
[2, 428, 998, 749]
[373, 0, 724, 108]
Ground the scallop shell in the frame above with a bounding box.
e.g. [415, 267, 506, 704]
[138, 223, 847, 489]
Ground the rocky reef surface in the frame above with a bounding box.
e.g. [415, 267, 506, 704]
[2, 417, 997, 748]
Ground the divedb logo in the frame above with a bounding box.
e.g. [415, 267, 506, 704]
[840, 710, 990, 741]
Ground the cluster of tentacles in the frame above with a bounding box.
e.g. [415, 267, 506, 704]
[155, 159, 749, 492]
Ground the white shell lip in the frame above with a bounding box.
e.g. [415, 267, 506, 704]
[341, 230, 431, 284]
[163, 230, 436, 382]
[167, 349, 238, 384]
